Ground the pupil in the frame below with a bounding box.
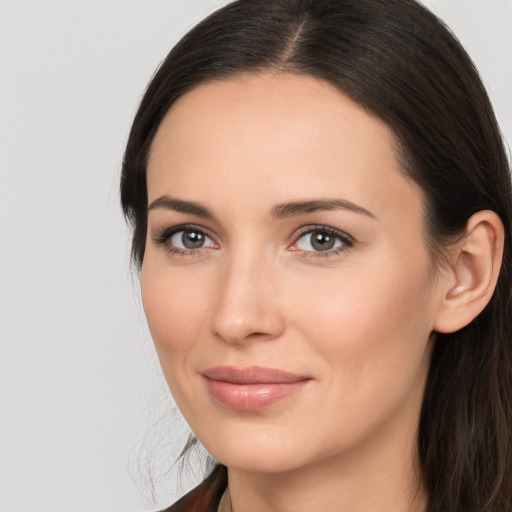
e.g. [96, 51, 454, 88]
[182, 230, 204, 249]
[312, 231, 334, 251]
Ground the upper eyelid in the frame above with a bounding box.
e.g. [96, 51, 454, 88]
[155, 223, 213, 237]
[152, 224, 217, 245]
[291, 225, 355, 242]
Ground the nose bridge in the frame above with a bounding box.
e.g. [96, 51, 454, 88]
[209, 244, 284, 344]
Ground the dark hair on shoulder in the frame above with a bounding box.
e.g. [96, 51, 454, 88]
[121, 0, 512, 510]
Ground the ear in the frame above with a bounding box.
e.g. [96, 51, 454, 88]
[433, 210, 504, 334]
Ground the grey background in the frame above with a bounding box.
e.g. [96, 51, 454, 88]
[0, 1, 510, 510]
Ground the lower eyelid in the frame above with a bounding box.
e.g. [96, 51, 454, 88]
[298, 246, 350, 258]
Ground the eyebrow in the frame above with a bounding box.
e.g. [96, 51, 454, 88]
[147, 196, 215, 218]
[147, 195, 375, 220]
[270, 199, 375, 219]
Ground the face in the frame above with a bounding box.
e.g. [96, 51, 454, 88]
[142, 73, 442, 474]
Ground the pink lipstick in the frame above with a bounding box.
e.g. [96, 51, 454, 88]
[202, 366, 311, 410]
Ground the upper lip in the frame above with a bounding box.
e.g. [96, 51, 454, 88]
[202, 366, 310, 384]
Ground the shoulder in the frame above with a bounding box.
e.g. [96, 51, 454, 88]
[159, 465, 228, 512]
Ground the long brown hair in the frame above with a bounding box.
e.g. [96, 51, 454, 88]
[121, 1, 512, 509]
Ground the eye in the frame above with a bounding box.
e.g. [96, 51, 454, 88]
[170, 228, 215, 250]
[154, 225, 217, 254]
[293, 227, 354, 255]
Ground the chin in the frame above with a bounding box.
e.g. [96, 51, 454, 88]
[199, 426, 307, 474]
[215, 449, 302, 474]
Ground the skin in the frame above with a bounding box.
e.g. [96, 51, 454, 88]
[142, 73, 452, 512]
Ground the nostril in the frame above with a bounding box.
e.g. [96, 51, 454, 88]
[245, 331, 270, 341]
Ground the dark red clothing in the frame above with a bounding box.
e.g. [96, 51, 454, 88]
[161, 465, 227, 512]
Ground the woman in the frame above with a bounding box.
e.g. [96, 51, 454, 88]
[121, 0, 512, 510]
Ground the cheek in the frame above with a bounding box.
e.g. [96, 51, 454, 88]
[140, 261, 211, 366]
[290, 252, 435, 385]
[282, 259, 435, 451]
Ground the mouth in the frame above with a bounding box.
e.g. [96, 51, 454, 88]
[202, 366, 312, 410]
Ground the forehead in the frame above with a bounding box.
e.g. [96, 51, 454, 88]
[147, 73, 423, 225]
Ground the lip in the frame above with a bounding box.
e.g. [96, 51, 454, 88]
[202, 366, 311, 410]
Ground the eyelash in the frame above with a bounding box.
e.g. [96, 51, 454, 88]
[292, 225, 355, 258]
[152, 224, 355, 259]
[153, 224, 216, 257]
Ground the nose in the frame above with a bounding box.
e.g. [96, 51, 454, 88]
[209, 251, 285, 345]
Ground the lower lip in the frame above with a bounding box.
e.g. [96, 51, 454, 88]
[204, 378, 310, 411]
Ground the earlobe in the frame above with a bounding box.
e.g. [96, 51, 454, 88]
[433, 210, 504, 334]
